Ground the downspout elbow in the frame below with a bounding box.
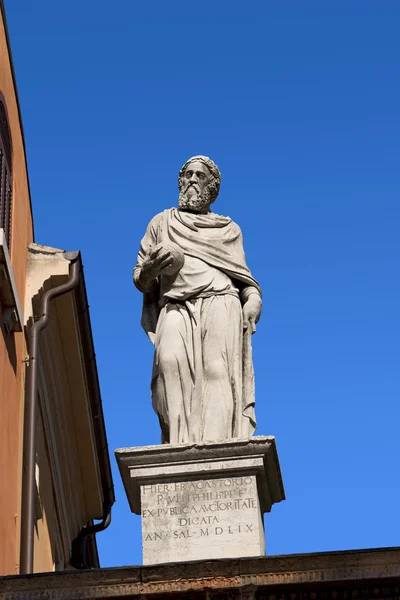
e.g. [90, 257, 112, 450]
[70, 502, 112, 569]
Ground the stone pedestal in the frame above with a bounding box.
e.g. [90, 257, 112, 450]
[115, 436, 285, 565]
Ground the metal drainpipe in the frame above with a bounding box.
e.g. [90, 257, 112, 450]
[70, 502, 112, 569]
[20, 253, 80, 575]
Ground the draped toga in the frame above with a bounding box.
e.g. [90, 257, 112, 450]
[134, 208, 261, 444]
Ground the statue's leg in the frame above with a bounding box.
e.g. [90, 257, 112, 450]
[152, 303, 193, 444]
[201, 295, 242, 441]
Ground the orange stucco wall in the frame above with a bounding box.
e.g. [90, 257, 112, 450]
[0, 7, 34, 575]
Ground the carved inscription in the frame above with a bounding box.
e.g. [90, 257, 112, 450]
[140, 475, 264, 563]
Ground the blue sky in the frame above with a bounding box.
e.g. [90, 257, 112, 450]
[6, 1, 400, 566]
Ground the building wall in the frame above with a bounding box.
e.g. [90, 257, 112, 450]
[0, 6, 34, 576]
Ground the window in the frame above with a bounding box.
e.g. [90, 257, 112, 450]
[0, 99, 12, 252]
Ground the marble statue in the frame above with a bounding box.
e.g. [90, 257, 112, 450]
[133, 156, 262, 444]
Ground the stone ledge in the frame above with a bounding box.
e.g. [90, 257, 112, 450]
[115, 436, 285, 515]
[115, 436, 280, 465]
[1, 547, 399, 600]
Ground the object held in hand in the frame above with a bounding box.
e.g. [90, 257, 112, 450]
[153, 241, 185, 276]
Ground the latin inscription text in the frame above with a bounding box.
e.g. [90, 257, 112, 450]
[141, 476, 259, 543]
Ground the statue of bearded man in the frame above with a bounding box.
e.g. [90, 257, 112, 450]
[133, 156, 262, 444]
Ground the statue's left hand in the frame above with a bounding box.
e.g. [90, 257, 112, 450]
[243, 295, 262, 334]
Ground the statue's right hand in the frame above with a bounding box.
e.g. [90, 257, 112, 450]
[150, 246, 174, 267]
[141, 247, 174, 282]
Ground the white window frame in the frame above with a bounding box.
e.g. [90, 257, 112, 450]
[0, 227, 23, 332]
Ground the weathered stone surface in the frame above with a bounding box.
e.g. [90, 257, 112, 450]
[1, 548, 399, 600]
[141, 474, 264, 564]
[116, 437, 284, 565]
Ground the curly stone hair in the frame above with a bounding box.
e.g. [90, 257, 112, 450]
[178, 155, 221, 204]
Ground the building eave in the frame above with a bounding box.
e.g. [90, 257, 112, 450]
[69, 253, 115, 569]
[23, 245, 115, 571]
[71, 253, 115, 511]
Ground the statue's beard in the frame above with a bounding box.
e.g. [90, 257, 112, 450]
[178, 183, 212, 211]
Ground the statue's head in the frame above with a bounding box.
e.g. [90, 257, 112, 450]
[178, 155, 221, 212]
